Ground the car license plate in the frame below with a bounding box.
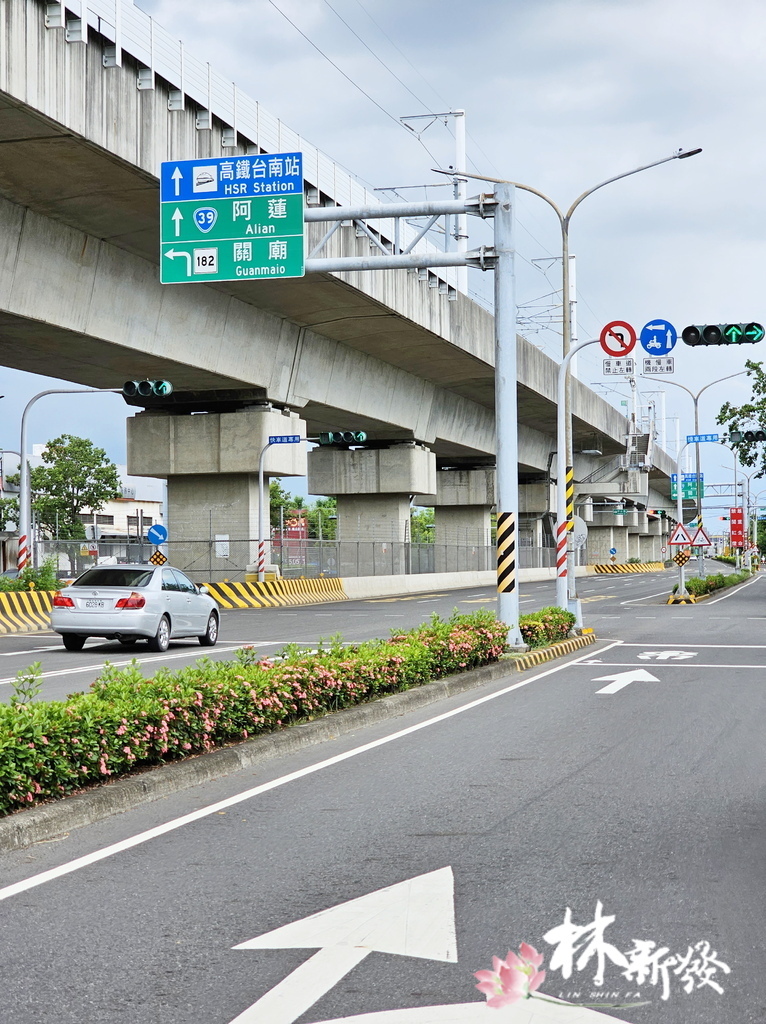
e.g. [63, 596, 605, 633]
[85, 599, 105, 608]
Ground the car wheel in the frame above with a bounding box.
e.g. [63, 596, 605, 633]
[199, 612, 219, 647]
[148, 615, 170, 653]
[62, 634, 86, 652]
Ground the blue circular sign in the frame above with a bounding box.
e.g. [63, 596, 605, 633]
[147, 523, 168, 545]
[640, 318, 677, 355]
[609, 547, 618, 555]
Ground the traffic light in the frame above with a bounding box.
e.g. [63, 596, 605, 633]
[682, 323, 764, 346]
[744, 430, 766, 442]
[318, 430, 368, 445]
[122, 379, 174, 398]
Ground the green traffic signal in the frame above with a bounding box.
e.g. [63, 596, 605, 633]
[318, 430, 368, 445]
[122, 379, 174, 399]
[682, 322, 764, 346]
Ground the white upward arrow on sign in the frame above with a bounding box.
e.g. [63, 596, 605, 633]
[228, 866, 457, 1024]
[593, 668, 659, 694]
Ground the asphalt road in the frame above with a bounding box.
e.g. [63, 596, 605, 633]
[1, 565, 763, 1023]
[0, 568, 673, 703]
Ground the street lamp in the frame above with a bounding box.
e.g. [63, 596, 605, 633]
[648, 371, 746, 576]
[446, 147, 701, 621]
[17, 389, 120, 569]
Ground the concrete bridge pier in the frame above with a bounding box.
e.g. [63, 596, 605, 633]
[127, 406, 307, 579]
[416, 467, 495, 572]
[308, 444, 436, 576]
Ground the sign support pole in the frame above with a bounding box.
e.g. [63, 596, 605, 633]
[257, 441, 274, 583]
[675, 441, 691, 596]
[493, 183, 524, 647]
[556, 338, 601, 616]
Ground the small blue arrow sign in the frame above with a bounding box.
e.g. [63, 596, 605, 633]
[147, 523, 168, 545]
[640, 318, 677, 355]
[609, 547, 617, 555]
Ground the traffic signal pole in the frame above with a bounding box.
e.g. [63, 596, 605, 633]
[17, 388, 119, 570]
[257, 440, 274, 583]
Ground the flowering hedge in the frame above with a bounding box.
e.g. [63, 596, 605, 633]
[518, 606, 575, 648]
[0, 610, 508, 816]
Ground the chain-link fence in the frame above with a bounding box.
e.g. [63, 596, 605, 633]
[34, 536, 585, 585]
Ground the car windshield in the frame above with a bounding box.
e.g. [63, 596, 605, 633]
[72, 568, 154, 588]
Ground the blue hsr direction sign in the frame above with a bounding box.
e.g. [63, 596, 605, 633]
[160, 153, 304, 284]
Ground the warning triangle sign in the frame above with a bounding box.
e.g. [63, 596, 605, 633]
[668, 522, 693, 546]
[690, 525, 712, 547]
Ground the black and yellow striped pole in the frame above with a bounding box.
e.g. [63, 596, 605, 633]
[565, 465, 575, 531]
[496, 511, 516, 598]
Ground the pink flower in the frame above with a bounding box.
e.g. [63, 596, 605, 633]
[475, 944, 546, 1008]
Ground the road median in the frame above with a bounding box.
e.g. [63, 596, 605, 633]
[0, 623, 595, 852]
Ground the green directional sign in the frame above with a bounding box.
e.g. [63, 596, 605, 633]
[159, 153, 304, 284]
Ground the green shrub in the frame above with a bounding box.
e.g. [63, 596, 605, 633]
[626, 557, 642, 564]
[519, 606, 576, 648]
[0, 558, 58, 592]
[0, 610, 509, 816]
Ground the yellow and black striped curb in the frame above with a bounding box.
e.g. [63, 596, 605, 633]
[593, 561, 665, 574]
[203, 577, 348, 609]
[507, 632, 596, 671]
[0, 590, 54, 633]
[666, 593, 698, 604]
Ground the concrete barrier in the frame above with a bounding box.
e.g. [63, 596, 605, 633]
[593, 562, 665, 574]
[0, 566, 602, 632]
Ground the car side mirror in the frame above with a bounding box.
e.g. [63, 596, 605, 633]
[199, 585, 209, 595]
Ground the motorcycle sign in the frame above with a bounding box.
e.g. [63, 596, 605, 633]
[640, 319, 677, 355]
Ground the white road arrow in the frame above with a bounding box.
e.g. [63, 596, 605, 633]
[229, 866, 457, 1024]
[171, 165, 183, 195]
[163, 248, 191, 275]
[171, 207, 183, 236]
[592, 668, 659, 694]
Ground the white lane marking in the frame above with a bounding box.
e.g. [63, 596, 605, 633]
[619, 641, 766, 648]
[0, 643, 282, 687]
[593, 668, 659, 694]
[706, 573, 763, 603]
[230, 867, 456, 1024]
[574, 662, 766, 669]
[637, 650, 696, 661]
[0, 640, 623, 903]
[0, 644, 65, 657]
[620, 589, 673, 605]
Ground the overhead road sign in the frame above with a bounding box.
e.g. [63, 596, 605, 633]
[668, 523, 694, 546]
[640, 318, 677, 354]
[600, 320, 637, 357]
[686, 433, 719, 443]
[268, 434, 301, 444]
[671, 473, 704, 500]
[682, 322, 764, 346]
[160, 153, 304, 284]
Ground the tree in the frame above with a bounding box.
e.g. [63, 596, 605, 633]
[717, 359, 766, 476]
[28, 435, 120, 539]
[269, 480, 305, 529]
[410, 506, 435, 542]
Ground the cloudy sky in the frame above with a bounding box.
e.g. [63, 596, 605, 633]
[3, 0, 766, 511]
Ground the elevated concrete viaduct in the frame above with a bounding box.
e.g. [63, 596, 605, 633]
[0, 0, 675, 571]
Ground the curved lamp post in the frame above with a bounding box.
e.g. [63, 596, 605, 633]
[17, 389, 119, 570]
[443, 147, 702, 621]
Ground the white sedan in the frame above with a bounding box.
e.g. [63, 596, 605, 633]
[50, 564, 220, 652]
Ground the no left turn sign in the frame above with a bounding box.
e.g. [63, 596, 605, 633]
[600, 320, 637, 357]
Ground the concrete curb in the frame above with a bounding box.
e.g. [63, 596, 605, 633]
[509, 633, 595, 670]
[0, 635, 596, 852]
